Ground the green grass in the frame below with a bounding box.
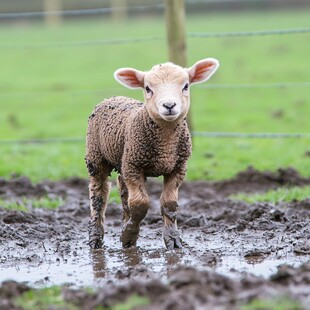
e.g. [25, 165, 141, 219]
[0, 196, 64, 211]
[96, 295, 149, 310]
[0, 10, 310, 181]
[15, 286, 148, 310]
[15, 286, 301, 310]
[231, 186, 310, 204]
[0, 199, 28, 212]
[15, 286, 76, 310]
[109, 185, 122, 204]
[241, 296, 303, 310]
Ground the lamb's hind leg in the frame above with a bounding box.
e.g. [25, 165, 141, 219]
[121, 178, 149, 248]
[87, 162, 112, 249]
[117, 175, 130, 224]
[160, 173, 184, 250]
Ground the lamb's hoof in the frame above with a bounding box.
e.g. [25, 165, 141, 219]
[121, 220, 140, 248]
[88, 221, 104, 249]
[163, 227, 182, 250]
[89, 238, 103, 249]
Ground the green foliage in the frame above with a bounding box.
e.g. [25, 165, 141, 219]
[96, 295, 149, 310]
[15, 286, 77, 310]
[109, 185, 122, 204]
[0, 11, 309, 181]
[231, 186, 310, 204]
[15, 287, 148, 310]
[0, 196, 64, 211]
[241, 296, 303, 310]
[0, 199, 28, 212]
[31, 196, 64, 209]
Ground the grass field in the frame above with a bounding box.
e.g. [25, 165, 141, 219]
[0, 10, 309, 181]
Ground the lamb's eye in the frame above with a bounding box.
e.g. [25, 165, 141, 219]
[145, 86, 152, 94]
[182, 83, 189, 92]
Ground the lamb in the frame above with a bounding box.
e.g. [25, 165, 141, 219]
[85, 58, 219, 250]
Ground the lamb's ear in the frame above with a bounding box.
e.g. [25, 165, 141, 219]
[114, 68, 145, 89]
[187, 58, 219, 84]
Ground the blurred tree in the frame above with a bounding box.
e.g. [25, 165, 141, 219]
[44, 0, 62, 26]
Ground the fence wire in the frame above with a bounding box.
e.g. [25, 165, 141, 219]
[0, 36, 162, 49]
[0, 0, 290, 19]
[193, 132, 310, 139]
[188, 28, 310, 38]
[199, 82, 310, 90]
[1, 28, 310, 49]
[0, 4, 164, 19]
[1, 82, 309, 98]
[0, 132, 309, 145]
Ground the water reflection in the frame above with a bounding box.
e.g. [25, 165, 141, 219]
[163, 250, 182, 268]
[90, 248, 106, 279]
[122, 247, 143, 267]
[90, 242, 186, 282]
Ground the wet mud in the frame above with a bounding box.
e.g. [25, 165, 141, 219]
[0, 167, 310, 309]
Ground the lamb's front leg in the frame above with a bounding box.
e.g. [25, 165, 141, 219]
[161, 172, 185, 250]
[121, 177, 150, 248]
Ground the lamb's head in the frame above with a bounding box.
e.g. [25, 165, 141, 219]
[114, 58, 219, 123]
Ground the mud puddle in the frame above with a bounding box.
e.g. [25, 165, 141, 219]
[0, 168, 310, 308]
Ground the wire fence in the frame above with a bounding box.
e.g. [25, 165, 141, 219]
[1, 82, 310, 99]
[0, 0, 293, 19]
[0, 36, 163, 49]
[1, 28, 310, 49]
[1, 3, 309, 144]
[188, 28, 310, 38]
[1, 132, 309, 146]
[0, 4, 165, 19]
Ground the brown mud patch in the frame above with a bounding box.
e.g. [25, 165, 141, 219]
[0, 167, 309, 309]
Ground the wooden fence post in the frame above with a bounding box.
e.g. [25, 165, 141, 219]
[44, 0, 62, 26]
[165, 0, 192, 131]
[165, 0, 187, 67]
[111, 0, 127, 22]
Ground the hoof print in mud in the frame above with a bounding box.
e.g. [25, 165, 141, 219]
[163, 227, 182, 250]
[121, 221, 140, 248]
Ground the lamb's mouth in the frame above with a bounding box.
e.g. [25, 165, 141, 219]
[160, 112, 180, 121]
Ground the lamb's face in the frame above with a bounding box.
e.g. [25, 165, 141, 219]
[114, 58, 219, 123]
[143, 64, 190, 122]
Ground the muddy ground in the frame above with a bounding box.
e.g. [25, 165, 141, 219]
[0, 167, 310, 309]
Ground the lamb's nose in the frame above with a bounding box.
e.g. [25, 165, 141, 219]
[163, 102, 176, 111]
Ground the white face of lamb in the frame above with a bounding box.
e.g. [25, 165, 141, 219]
[144, 78, 190, 123]
[154, 88, 186, 122]
[114, 58, 220, 123]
